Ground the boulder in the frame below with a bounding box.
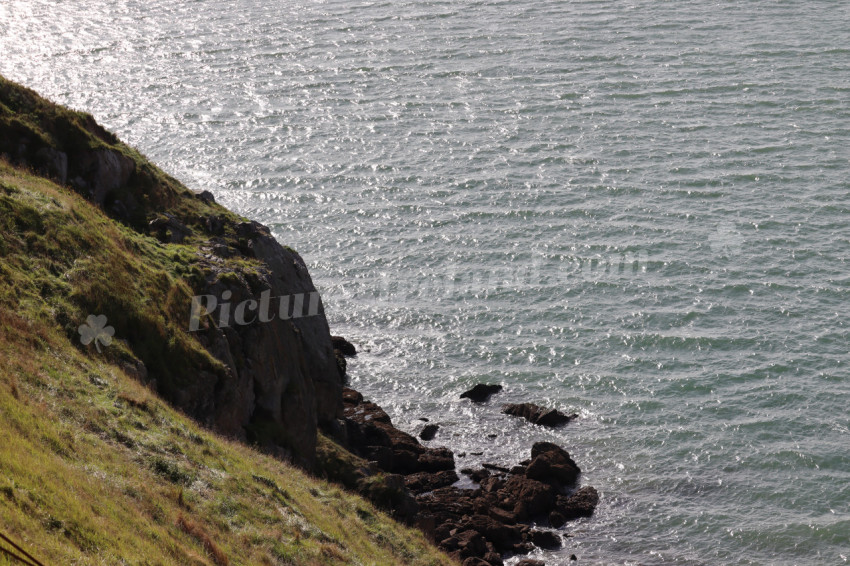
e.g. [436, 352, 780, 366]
[548, 510, 566, 528]
[419, 423, 439, 441]
[405, 470, 459, 494]
[528, 529, 561, 549]
[460, 383, 503, 402]
[418, 447, 455, 472]
[331, 335, 357, 356]
[500, 476, 557, 520]
[502, 403, 574, 427]
[525, 442, 581, 488]
[461, 468, 491, 483]
[555, 486, 599, 520]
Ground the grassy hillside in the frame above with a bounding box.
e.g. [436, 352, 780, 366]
[0, 99, 453, 564]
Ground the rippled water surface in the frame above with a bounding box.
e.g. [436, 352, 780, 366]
[3, 1, 849, 563]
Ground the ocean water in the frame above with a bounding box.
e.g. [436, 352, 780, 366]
[2, 0, 849, 564]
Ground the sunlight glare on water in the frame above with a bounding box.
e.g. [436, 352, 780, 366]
[2, 0, 849, 563]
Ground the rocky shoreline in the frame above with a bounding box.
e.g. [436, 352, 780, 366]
[0, 75, 599, 565]
[323, 338, 598, 565]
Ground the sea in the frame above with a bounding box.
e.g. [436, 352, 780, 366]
[2, 1, 848, 564]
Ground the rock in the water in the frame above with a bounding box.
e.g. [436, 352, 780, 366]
[548, 510, 566, 528]
[460, 383, 503, 402]
[331, 335, 357, 356]
[501, 475, 557, 520]
[516, 560, 546, 566]
[502, 403, 574, 427]
[555, 486, 599, 520]
[419, 423, 439, 441]
[528, 529, 561, 549]
[461, 467, 491, 483]
[525, 442, 581, 488]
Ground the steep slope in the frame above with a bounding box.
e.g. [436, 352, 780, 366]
[0, 76, 454, 565]
[0, 75, 342, 469]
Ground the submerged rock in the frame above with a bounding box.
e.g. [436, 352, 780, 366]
[460, 383, 503, 402]
[555, 486, 599, 520]
[419, 423, 439, 441]
[502, 403, 575, 427]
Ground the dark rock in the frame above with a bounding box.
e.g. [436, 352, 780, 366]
[418, 486, 478, 518]
[419, 423, 439, 441]
[434, 520, 458, 544]
[460, 383, 503, 402]
[570, 555, 578, 561]
[211, 243, 235, 258]
[461, 468, 491, 483]
[502, 403, 575, 428]
[500, 475, 557, 520]
[455, 529, 487, 559]
[196, 189, 216, 203]
[149, 213, 192, 244]
[528, 529, 561, 549]
[405, 470, 459, 494]
[333, 349, 347, 380]
[342, 387, 363, 405]
[463, 514, 524, 550]
[418, 447, 455, 472]
[555, 486, 599, 520]
[357, 473, 418, 523]
[516, 560, 546, 566]
[482, 463, 511, 474]
[35, 146, 68, 184]
[487, 506, 518, 525]
[548, 510, 566, 528]
[331, 335, 357, 356]
[483, 551, 504, 566]
[525, 442, 581, 488]
[479, 475, 505, 493]
[462, 558, 490, 566]
[205, 214, 225, 235]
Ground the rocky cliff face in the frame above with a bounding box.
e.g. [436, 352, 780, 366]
[186, 220, 344, 468]
[0, 76, 341, 469]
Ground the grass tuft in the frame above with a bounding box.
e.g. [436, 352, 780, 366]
[177, 515, 230, 566]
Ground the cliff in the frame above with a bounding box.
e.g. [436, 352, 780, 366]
[0, 75, 454, 565]
[0, 74, 344, 470]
